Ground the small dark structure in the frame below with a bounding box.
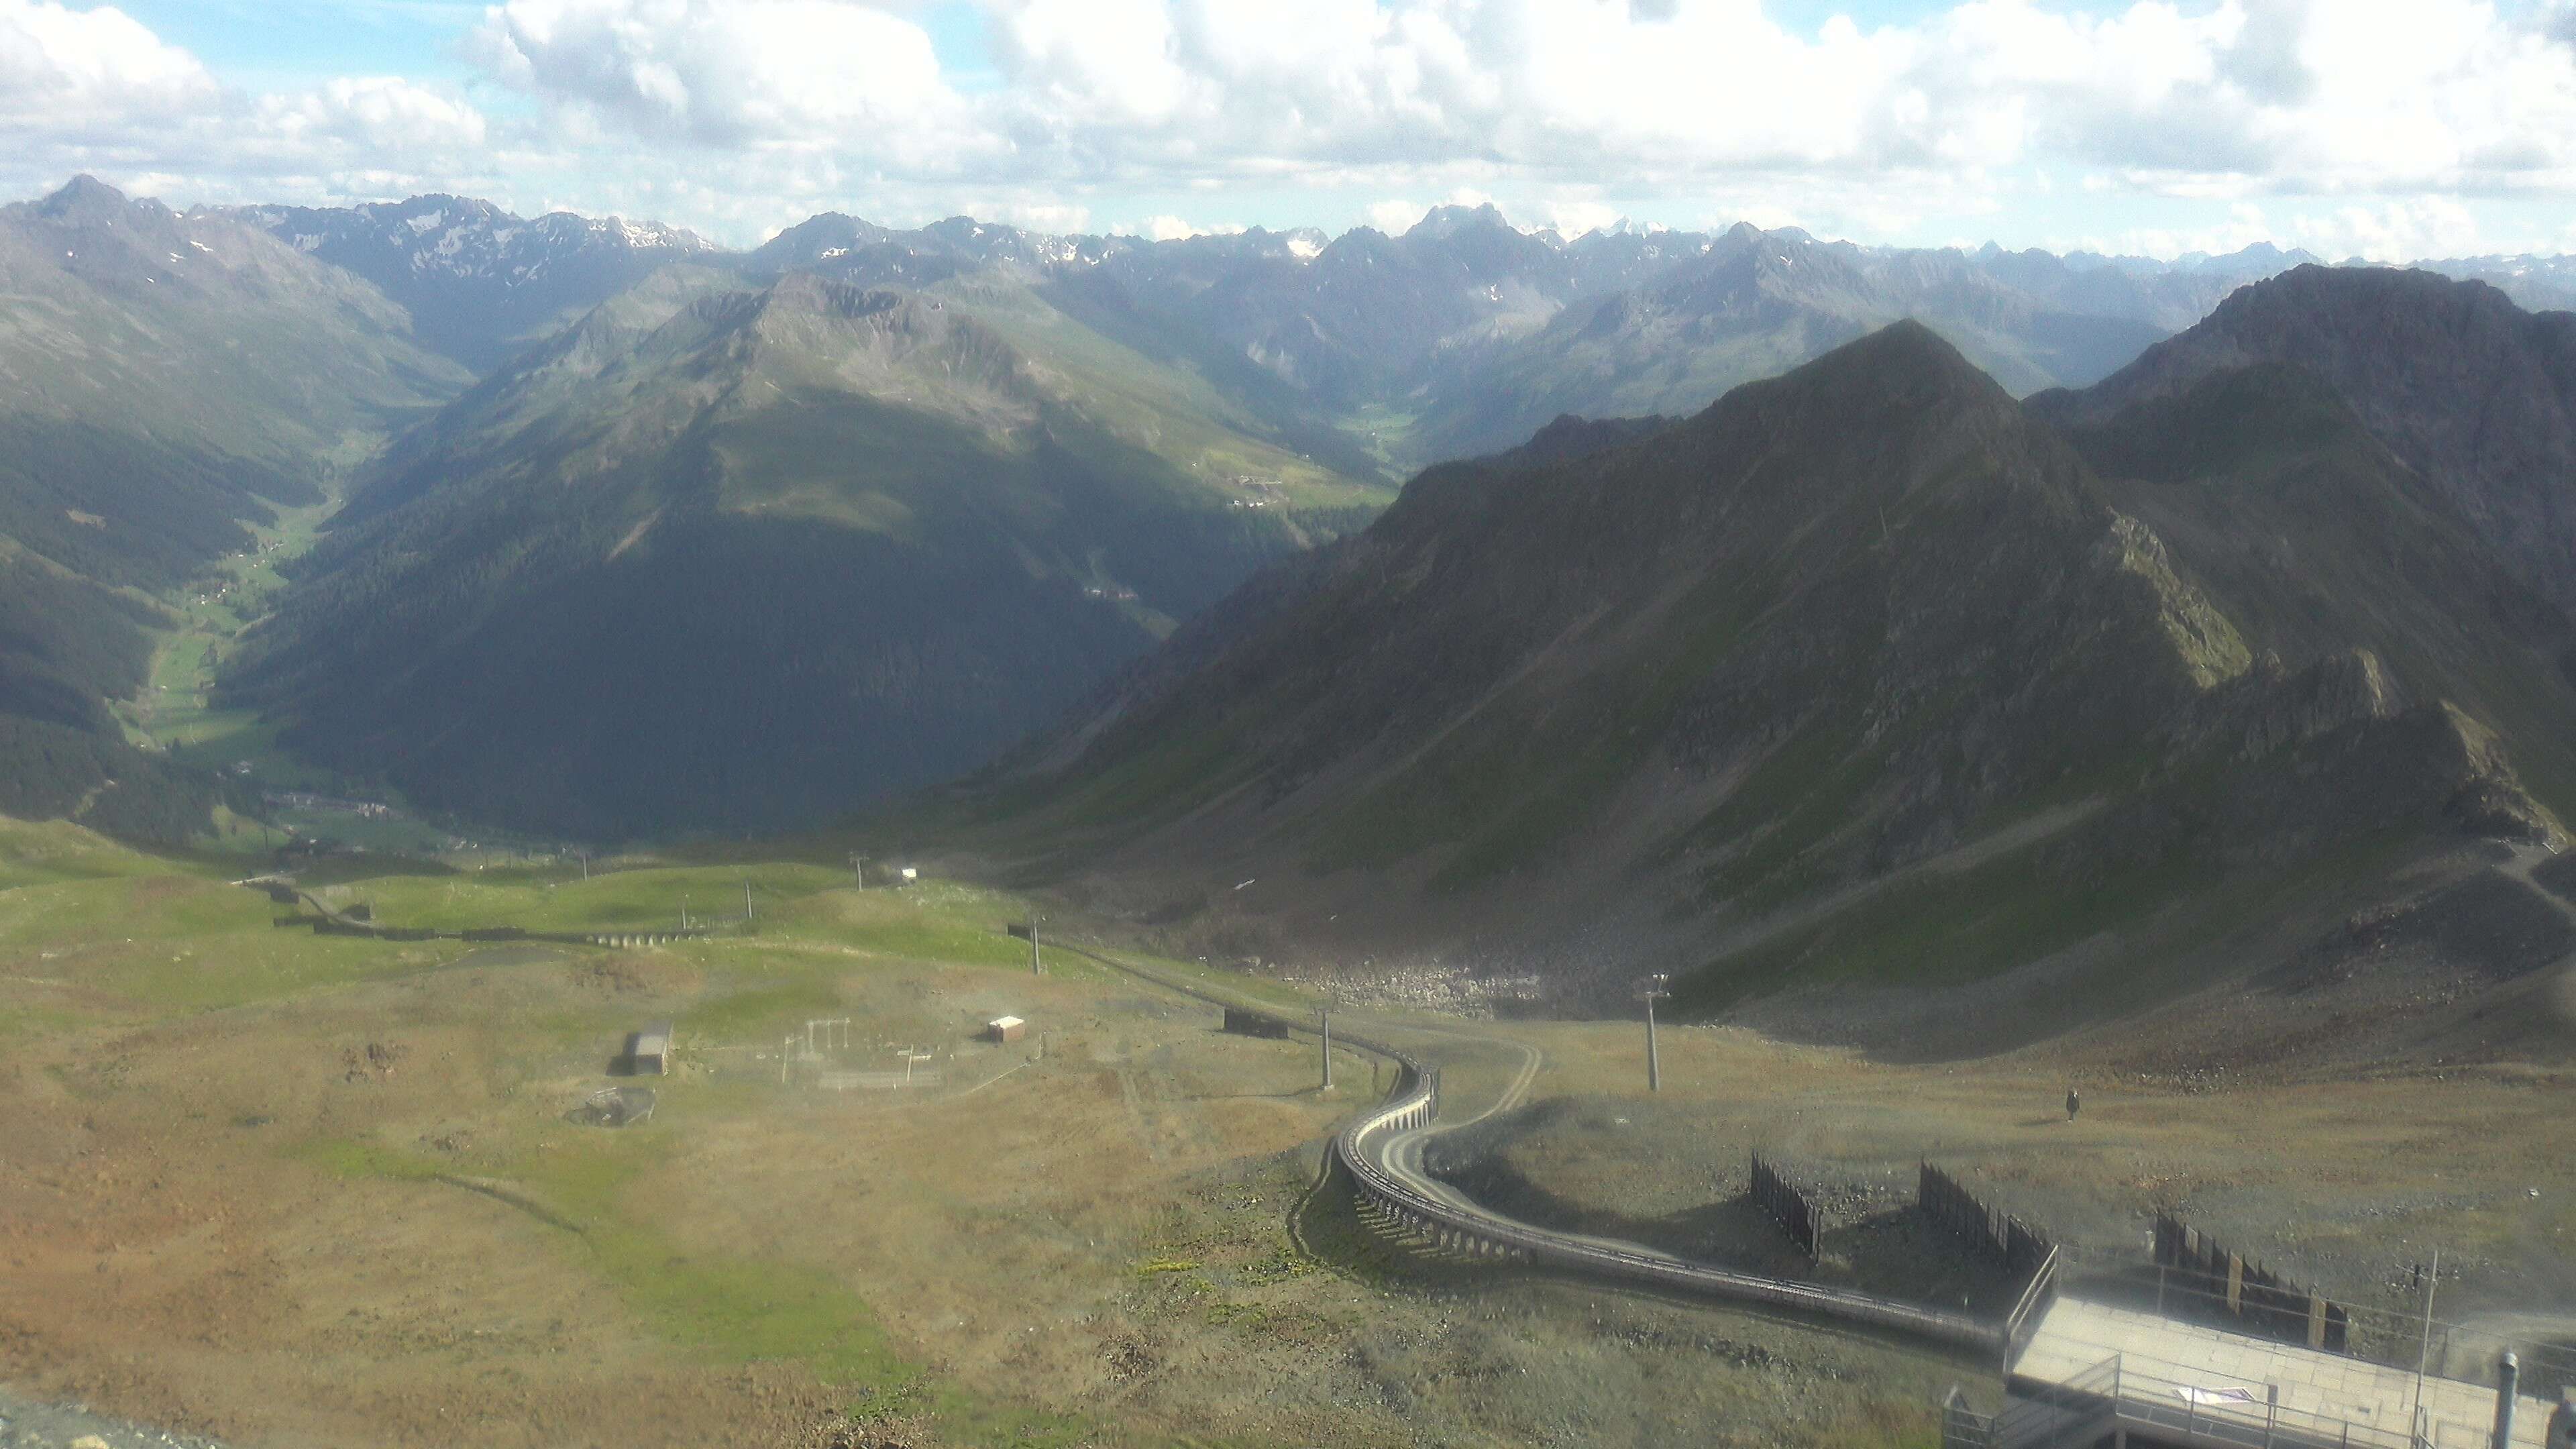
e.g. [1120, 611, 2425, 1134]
[1222, 1006, 1290, 1040]
[625, 1020, 674, 1075]
[570, 1086, 656, 1127]
[1749, 1152, 1823, 1259]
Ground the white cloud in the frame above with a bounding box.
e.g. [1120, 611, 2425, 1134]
[970, 198, 1090, 231]
[6, 0, 2576, 260]
[1364, 198, 1424, 233]
[1136, 213, 1245, 240]
[470, 0, 973, 159]
[2065, 197, 2489, 262]
[0, 3, 498, 205]
[1540, 197, 1623, 237]
[2293, 197, 2485, 262]
[259, 76, 489, 155]
[0, 0, 218, 128]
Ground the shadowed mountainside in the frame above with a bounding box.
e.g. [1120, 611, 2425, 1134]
[219, 271, 1391, 839]
[936, 278, 2576, 1041]
[0, 178, 471, 838]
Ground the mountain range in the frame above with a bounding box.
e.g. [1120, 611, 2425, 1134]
[13, 172, 2576, 861]
[231, 190, 2358, 481]
[223, 194, 720, 372]
[951, 264, 2576, 1046]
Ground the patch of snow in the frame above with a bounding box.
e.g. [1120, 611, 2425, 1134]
[819, 246, 847, 260]
[1287, 236, 1322, 260]
[406, 209, 445, 234]
[292, 233, 321, 251]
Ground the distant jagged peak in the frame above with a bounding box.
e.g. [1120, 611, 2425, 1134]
[1405, 201, 1514, 240]
[21, 174, 179, 233]
[37, 174, 136, 215]
[753, 209, 896, 258]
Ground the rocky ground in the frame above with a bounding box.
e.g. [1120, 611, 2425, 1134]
[0, 1393, 227, 1449]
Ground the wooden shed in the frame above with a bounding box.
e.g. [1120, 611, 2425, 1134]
[627, 1020, 674, 1075]
[985, 1016, 1026, 1044]
[1222, 1007, 1289, 1040]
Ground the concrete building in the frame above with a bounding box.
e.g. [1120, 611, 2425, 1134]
[627, 1020, 674, 1075]
[986, 1016, 1025, 1044]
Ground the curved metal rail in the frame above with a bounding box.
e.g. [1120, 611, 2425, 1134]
[1057, 941, 2001, 1354]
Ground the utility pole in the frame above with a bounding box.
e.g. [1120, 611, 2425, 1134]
[2412, 1245, 2443, 1432]
[849, 852, 868, 890]
[682, 895, 690, 930]
[1030, 917, 1043, 975]
[1640, 973, 1671, 1093]
[1319, 1004, 1334, 1091]
[578, 849, 590, 882]
[744, 877, 753, 922]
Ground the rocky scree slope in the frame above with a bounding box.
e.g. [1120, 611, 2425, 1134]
[229, 194, 721, 372]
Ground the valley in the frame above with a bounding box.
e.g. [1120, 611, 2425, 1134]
[6, 164, 2576, 1449]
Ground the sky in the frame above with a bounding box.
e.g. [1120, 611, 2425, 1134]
[4, 0, 2576, 260]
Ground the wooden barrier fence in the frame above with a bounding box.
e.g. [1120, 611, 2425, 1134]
[1918, 1162, 2055, 1275]
[1749, 1152, 1823, 1259]
[2152, 1212, 2348, 1352]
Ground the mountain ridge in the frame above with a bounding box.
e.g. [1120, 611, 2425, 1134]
[219, 265, 1391, 838]
[934, 282, 2576, 1042]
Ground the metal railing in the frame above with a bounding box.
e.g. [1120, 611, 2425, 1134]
[1057, 939, 2004, 1352]
[2000, 1245, 2062, 1369]
[1952, 1348, 2491, 1449]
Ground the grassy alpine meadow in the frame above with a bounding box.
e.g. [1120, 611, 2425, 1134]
[0, 818, 1978, 1448]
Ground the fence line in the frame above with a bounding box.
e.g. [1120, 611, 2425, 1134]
[1749, 1152, 1823, 1259]
[1919, 1161, 2055, 1275]
[2153, 1212, 2349, 1353]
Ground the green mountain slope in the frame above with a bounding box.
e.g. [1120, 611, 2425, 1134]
[0, 178, 472, 839]
[223, 270, 1392, 839]
[953, 308, 2576, 1036]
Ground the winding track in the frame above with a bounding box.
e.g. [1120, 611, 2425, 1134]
[1059, 941, 2006, 1354]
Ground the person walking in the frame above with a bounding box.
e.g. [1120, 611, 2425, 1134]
[2066, 1085, 2081, 1122]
